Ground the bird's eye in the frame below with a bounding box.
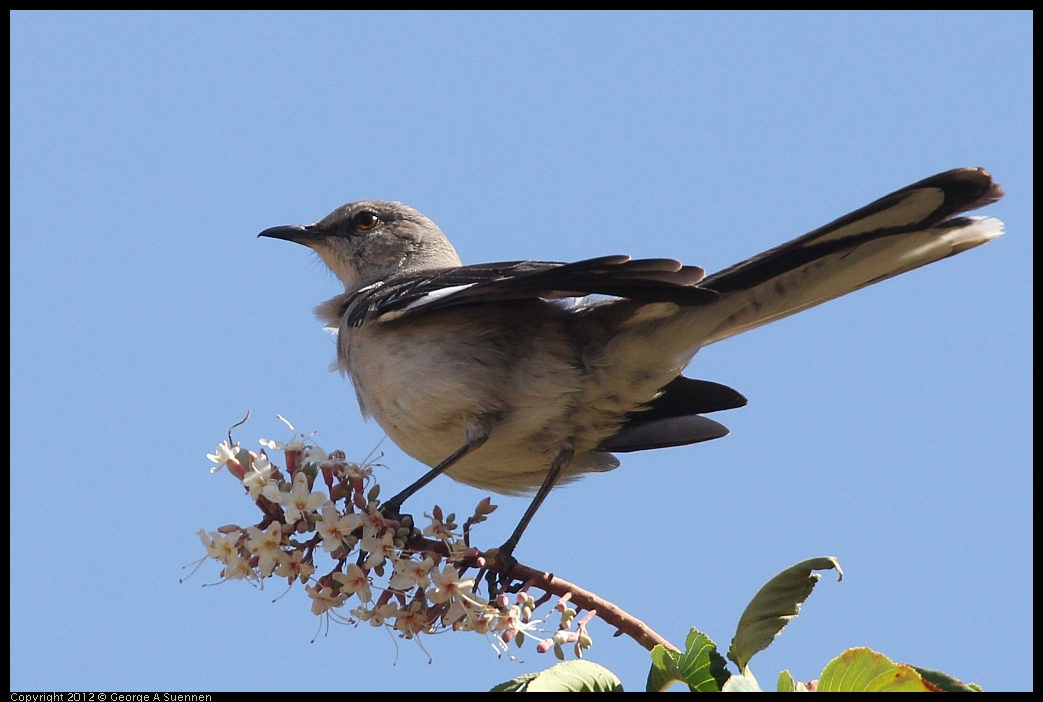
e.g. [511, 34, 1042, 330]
[355, 212, 380, 231]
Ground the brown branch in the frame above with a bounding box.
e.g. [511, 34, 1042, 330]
[402, 533, 679, 653]
[508, 563, 680, 653]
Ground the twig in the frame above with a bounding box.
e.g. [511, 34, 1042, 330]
[402, 532, 678, 652]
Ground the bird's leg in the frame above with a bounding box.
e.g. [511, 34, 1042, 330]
[381, 416, 492, 515]
[493, 441, 575, 579]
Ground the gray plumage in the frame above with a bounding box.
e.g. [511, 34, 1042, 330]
[260, 168, 1003, 498]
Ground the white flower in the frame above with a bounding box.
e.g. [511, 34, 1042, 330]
[423, 514, 455, 541]
[341, 462, 372, 481]
[222, 553, 255, 581]
[316, 504, 363, 552]
[393, 600, 432, 638]
[258, 416, 306, 453]
[279, 471, 327, 523]
[207, 441, 240, 473]
[361, 506, 388, 533]
[302, 445, 329, 466]
[241, 452, 275, 499]
[259, 436, 305, 452]
[274, 549, 315, 583]
[428, 565, 471, 603]
[367, 602, 401, 627]
[360, 529, 397, 569]
[388, 556, 435, 591]
[198, 528, 240, 562]
[245, 523, 284, 577]
[427, 564, 492, 629]
[306, 584, 346, 615]
[332, 563, 372, 603]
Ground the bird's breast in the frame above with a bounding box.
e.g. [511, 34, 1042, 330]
[337, 302, 615, 493]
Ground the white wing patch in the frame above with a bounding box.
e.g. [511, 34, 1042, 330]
[374, 282, 479, 323]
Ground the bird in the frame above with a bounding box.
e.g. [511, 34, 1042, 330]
[259, 167, 1003, 562]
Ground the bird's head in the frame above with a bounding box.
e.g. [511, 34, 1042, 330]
[259, 200, 462, 292]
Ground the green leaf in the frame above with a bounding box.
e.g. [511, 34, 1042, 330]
[818, 647, 934, 692]
[646, 628, 731, 692]
[727, 556, 843, 672]
[646, 645, 685, 693]
[721, 672, 762, 692]
[777, 670, 812, 692]
[490, 671, 541, 692]
[911, 665, 982, 692]
[681, 628, 733, 691]
[494, 660, 623, 692]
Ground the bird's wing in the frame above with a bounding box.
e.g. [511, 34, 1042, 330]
[699, 167, 1004, 344]
[345, 256, 717, 327]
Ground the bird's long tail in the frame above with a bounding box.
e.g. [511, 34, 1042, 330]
[699, 167, 1004, 346]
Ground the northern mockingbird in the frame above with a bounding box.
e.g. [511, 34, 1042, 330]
[260, 167, 1003, 560]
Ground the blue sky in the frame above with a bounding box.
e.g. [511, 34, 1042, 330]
[10, 11, 1031, 692]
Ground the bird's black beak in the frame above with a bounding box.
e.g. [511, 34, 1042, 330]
[258, 224, 325, 246]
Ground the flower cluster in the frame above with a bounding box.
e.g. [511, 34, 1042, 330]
[199, 420, 593, 659]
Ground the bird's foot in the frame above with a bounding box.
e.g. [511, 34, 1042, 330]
[483, 542, 519, 597]
[377, 500, 415, 536]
